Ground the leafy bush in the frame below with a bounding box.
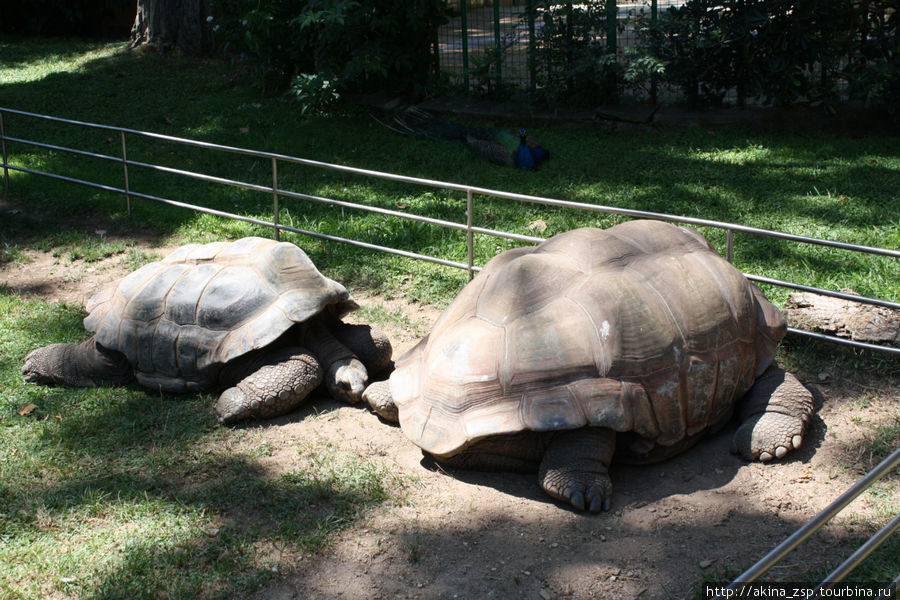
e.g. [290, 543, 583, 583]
[288, 73, 341, 116]
[643, 0, 897, 109]
[530, 0, 622, 106]
[842, 0, 899, 113]
[211, 0, 447, 96]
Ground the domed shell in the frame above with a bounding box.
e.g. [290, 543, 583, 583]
[391, 220, 786, 458]
[83, 237, 357, 392]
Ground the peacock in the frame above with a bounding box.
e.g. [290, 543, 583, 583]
[375, 107, 549, 171]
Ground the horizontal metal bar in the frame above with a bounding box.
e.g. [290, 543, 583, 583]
[128, 190, 278, 228]
[3, 135, 121, 163]
[5, 164, 280, 228]
[747, 273, 900, 310]
[5, 164, 125, 195]
[4, 106, 897, 261]
[4, 162, 473, 271]
[126, 158, 274, 194]
[277, 223, 472, 271]
[787, 327, 900, 355]
[469, 225, 545, 244]
[810, 511, 900, 597]
[726, 447, 900, 591]
[277, 189, 470, 232]
[4, 107, 898, 357]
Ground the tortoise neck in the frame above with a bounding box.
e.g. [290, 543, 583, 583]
[302, 318, 356, 368]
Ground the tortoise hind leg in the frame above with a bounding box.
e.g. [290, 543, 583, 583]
[539, 428, 616, 513]
[732, 366, 814, 462]
[215, 347, 323, 424]
[23, 337, 133, 387]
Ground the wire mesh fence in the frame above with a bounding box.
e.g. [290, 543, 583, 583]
[437, 0, 687, 94]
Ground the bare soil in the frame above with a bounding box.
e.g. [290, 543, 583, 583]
[2, 241, 897, 600]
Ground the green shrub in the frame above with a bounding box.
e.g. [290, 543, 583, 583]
[288, 73, 341, 116]
[211, 0, 446, 96]
[530, 0, 622, 106]
[644, 0, 897, 109]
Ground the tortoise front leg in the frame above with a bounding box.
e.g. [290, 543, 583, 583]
[215, 347, 322, 424]
[539, 427, 616, 513]
[732, 366, 814, 462]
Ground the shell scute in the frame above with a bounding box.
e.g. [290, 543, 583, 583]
[196, 266, 275, 331]
[392, 221, 785, 457]
[164, 263, 222, 325]
[501, 296, 598, 391]
[84, 237, 356, 390]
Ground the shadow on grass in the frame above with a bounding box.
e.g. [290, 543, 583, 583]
[0, 290, 396, 599]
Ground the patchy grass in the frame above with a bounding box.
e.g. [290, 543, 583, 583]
[0, 292, 406, 600]
[1, 37, 898, 310]
[1, 36, 898, 599]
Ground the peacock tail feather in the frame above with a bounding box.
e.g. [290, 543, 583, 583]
[374, 107, 549, 170]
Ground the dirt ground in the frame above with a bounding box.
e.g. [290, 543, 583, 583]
[2, 239, 897, 600]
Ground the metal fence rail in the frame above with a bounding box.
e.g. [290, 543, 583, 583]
[1, 106, 899, 589]
[1, 106, 899, 357]
[719, 447, 900, 599]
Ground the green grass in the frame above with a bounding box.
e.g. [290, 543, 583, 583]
[1, 36, 899, 598]
[1, 37, 898, 309]
[0, 293, 405, 600]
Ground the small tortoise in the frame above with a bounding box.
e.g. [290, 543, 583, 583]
[23, 237, 392, 423]
[364, 220, 814, 512]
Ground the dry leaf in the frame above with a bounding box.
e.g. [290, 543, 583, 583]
[528, 219, 548, 233]
[18, 402, 38, 416]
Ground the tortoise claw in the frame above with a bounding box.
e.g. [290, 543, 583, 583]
[541, 474, 612, 513]
[732, 412, 807, 462]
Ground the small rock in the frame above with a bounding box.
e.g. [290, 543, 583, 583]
[539, 590, 553, 600]
[699, 559, 717, 569]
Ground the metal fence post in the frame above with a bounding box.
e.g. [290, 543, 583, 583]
[650, 0, 659, 103]
[466, 188, 474, 279]
[272, 156, 280, 241]
[726, 228, 734, 262]
[461, 0, 470, 91]
[120, 131, 131, 216]
[607, 0, 618, 101]
[607, 0, 618, 54]
[1, 111, 9, 198]
[528, 0, 537, 92]
[493, 0, 502, 90]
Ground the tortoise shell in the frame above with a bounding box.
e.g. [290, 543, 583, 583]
[390, 220, 786, 457]
[84, 237, 356, 392]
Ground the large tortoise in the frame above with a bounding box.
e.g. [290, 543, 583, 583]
[23, 237, 392, 423]
[364, 220, 814, 512]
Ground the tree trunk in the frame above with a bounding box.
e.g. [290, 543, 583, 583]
[783, 292, 900, 346]
[130, 0, 212, 56]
